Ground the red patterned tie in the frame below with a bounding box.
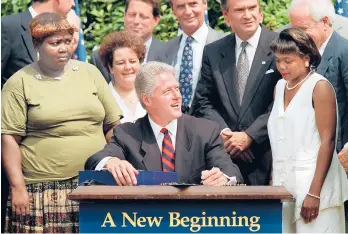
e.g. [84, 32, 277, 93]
[160, 128, 175, 172]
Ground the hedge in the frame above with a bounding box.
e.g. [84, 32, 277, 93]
[1, 0, 291, 59]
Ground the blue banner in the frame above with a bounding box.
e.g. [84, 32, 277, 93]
[335, 0, 348, 17]
[79, 199, 282, 233]
[72, 0, 87, 62]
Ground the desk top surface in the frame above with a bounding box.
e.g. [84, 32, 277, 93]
[68, 186, 292, 201]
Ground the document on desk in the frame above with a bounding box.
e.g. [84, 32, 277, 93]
[79, 170, 178, 185]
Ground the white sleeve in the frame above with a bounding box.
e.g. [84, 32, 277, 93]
[95, 156, 113, 171]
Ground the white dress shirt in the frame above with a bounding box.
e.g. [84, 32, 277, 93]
[175, 23, 209, 106]
[109, 83, 146, 124]
[235, 26, 262, 71]
[148, 115, 177, 151]
[319, 32, 333, 56]
[95, 116, 177, 170]
[28, 6, 38, 17]
[143, 37, 153, 63]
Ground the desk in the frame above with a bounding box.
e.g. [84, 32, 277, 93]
[69, 186, 292, 233]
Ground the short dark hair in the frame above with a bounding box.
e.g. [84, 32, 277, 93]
[99, 31, 146, 69]
[30, 12, 76, 47]
[125, 0, 160, 18]
[270, 28, 321, 69]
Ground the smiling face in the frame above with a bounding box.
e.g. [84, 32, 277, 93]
[223, 0, 262, 40]
[171, 0, 207, 36]
[36, 31, 73, 70]
[143, 71, 182, 126]
[124, 0, 160, 41]
[275, 52, 309, 83]
[109, 47, 141, 91]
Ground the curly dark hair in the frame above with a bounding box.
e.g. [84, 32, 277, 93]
[99, 31, 146, 69]
[30, 12, 76, 47]
[271, 28, 321, 69]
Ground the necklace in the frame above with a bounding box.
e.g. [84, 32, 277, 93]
[286, 71, 313, 90]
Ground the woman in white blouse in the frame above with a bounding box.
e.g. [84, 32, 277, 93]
[268, 28, 348, 233]
[99, 31, 146, 123]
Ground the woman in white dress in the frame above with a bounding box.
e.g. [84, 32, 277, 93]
[99, 31, 147, 123]
[268, 28, 348, 232]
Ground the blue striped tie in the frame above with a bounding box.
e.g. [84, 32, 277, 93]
[160, 128, 175, 172]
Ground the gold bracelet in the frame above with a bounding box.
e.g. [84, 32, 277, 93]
[307, 192, 320, 199]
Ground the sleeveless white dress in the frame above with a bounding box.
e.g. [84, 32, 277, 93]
[268, 73, 348, 232]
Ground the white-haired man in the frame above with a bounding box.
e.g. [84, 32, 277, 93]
[289, 0, 348, 230]
[85, 61, 243, 186]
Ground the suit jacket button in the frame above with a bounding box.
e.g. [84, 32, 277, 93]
[238, 125, 243, 130]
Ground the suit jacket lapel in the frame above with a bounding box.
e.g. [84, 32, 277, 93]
[174, 116, 193, 182]
[219, 34, 240, 115]
[316, 32, 338, 76]
[140, 115, 163, 171]
[239, 28, 273, 119]
[147, 37, 159, 62]
[21, 9, 36, 62]
[165, 35, 182, 66]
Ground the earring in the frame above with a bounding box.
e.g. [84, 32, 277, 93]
[305, 61, 309, 67]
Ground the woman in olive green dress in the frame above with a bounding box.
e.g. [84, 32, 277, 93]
[1, 13, 122, 233]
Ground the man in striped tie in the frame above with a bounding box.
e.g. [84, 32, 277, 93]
[85, 61, 243, 186]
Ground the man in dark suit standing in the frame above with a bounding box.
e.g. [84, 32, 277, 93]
[85, 61, 243, 185]
[90, 0, 165, 83]
[289, 0, 348, 229]
[1, 0, 75, 88]
[156, 0, 225, 113]
[190, 0, 281, 185]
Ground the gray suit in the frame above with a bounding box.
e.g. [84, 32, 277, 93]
[276, 14, 348, 39]
[316, 31, 348, 150]
[90, 37, 165, 83]
[191, 27, 281, 185]
[85, 114, 243, 184]
[156, 26, 225, 66]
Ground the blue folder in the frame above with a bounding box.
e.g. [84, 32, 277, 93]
[79, 170, 178, 185]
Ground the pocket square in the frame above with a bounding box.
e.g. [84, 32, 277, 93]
[265, 69, 274, 74]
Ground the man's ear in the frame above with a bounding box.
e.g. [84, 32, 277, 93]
[153, 16, 160, 27]
[322, 16, 330, 28]
[141, 93, 151, 108]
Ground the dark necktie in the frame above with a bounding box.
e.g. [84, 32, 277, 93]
[179, 36, 194, 107]
[160, 128, 175, 172]
[237, 41, 250, 105]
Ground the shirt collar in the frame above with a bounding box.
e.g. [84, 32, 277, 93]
[319, 32, 333, 56]
[148, 115, 178, 138]
[28, 6, 38, 18]
[235, 26, 262, 50]
[144, 37, 153, 51]
[182, 23, 208, 44]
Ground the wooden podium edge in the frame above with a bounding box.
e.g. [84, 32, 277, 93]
[68, 185, 293, 201]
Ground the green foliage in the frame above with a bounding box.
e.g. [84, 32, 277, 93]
[1, 0, 292, 59]
[260, 0, 291, 31]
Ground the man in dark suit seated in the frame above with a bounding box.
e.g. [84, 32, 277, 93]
[85, 61, 243, 185]
[90, 0, 166, 83]
[190, 0, 281, 185]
